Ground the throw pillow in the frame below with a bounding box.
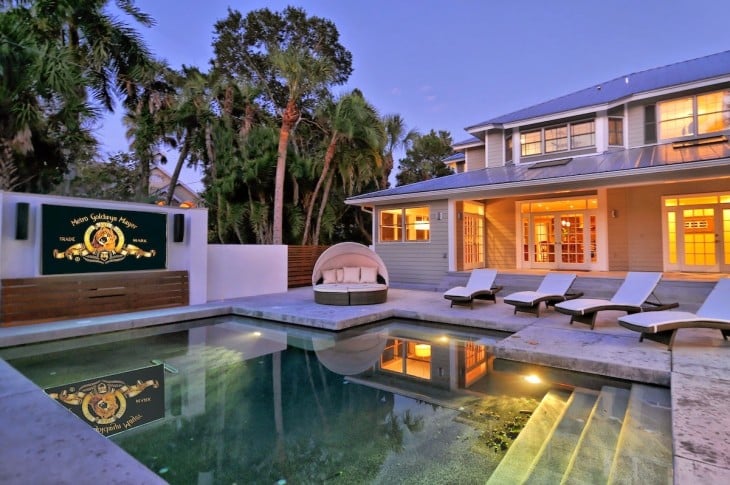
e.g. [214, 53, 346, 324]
[360, 266, 378, 283]
[343, 266, 360, 283]
[322, 269, 337, 284]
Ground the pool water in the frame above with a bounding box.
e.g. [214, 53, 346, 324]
[2, 317, 623, 484]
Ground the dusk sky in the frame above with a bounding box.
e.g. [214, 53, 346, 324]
[101, 0, 730, 191]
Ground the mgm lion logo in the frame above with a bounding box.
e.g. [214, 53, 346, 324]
[49, 378, 158, 425]
[53, 222, 156, 264]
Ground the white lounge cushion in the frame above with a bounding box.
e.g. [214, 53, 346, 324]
[347, 283, 388, 292]
[444, 269, 497, 299]
[314, 284, 350, 293]
[555, 298, 619, 315]
[504, 272, 576, 305]
[618, 311, 701, 333]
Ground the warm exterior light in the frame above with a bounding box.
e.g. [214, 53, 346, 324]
[414, 343, 431, 358]
[524, 374, 541, 384]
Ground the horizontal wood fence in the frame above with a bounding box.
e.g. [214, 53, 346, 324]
[1, 270, 189, 327]
[288, 245, 329, 288]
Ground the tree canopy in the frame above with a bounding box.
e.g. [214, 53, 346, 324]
[395, 130, 454, 186]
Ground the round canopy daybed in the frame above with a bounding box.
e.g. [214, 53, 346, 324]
[311, 242, 389, 305]
[312, 332, 389, 375]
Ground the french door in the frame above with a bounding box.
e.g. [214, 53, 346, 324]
[527, 212, 596, 270]
[664, 195, 730, 272]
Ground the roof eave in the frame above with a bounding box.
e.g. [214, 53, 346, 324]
[345, 158, 730, 206]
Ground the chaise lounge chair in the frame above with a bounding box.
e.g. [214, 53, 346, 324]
[443, 269, 502, 308]
[503, 272, 580, 316]
[618, 277, 730, 350]
[554, 272, 678, 329]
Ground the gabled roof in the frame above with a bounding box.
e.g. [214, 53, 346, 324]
[442, 153, 465, 162]
[467, 50, 730, 130]
[347, 140, 730, 204]
[453, 136, 482, 148]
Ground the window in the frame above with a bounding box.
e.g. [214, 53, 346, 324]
[505, 135, 513, 162]
[520, 120, 595, 158]
[657, 89, 730, 141]
[609, 117, 624, 146]
[570, 120, 595, 148]
[379, 207, 430, 242]
[521, 130, 542, 156]
[658, 97, 694, 139]
[379, 209, 402, 242]
[545, 126, 568, 153]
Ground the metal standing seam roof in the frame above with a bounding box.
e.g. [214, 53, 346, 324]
[467, 50, 730, 129]
[347, 141, 730, 202]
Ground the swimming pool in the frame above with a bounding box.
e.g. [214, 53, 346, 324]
[1, 316, 671, 484]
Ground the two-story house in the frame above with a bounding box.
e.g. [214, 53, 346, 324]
[346, 50, 730, 287]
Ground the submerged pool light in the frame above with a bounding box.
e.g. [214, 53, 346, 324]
[524, 374, 542, 384]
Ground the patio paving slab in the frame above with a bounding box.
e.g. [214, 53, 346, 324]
[493, 325, 672, 386]
[671, 372, 730, 474]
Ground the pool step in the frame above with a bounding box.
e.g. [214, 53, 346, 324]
[486, 389, 571, 484]
[607, 384, 673, 484]
[522, 388, 600, 485]
[561, 386, 631, 484]
[487, 384, 672, 485]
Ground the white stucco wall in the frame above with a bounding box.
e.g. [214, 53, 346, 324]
[0, 191, 208, 304]
[206, 244, 288, 301]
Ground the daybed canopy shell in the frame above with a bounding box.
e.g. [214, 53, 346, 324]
[311, 242, 389, 286]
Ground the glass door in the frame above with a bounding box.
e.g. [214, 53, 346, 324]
[462, 202, 485, 270]
[529, 213, 593, 270]
[663, 194, 730, 273]
[679, 207, 719, 272]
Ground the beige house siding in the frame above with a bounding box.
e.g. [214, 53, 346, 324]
[374, 200, 449, 286]
[485, 198, 517, 269]
[486, 131, 504, 168]
[465, 147, 485, 171]
[607, 178, 730, 271]
[606, 188, 630, 270]
[455, 201, 464, 270]
[626, 102, 646, 148]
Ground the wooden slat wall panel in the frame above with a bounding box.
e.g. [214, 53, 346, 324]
[1, 271, 188, 327]
[288, 245, 329, 287]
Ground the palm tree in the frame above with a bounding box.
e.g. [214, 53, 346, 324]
[1, 0, 155, 192]
[123, 62, 177, 200]
[269, 45, 335, 244]
[302, 90, 384, 244]
[382, 114, 417, 189]
[0, 4, 92, 191]
[163, 67, 213, 206]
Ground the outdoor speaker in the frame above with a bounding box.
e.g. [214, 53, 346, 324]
[15, 202, 29, 240]
[173, 213, 185, 243]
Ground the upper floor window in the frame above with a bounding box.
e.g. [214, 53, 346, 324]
[608, 117, 624, 146]
[570, 120, 595, 148]
[521, 131, 542, 156]
[545, 126, 568, 153]
[657, 89, 730, 140]
[520, 119, 596, 157]
[505, 135, 513, 162]
[379, 207, 430, 242]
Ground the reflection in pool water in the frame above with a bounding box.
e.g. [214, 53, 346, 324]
[3, 317, 586, 484]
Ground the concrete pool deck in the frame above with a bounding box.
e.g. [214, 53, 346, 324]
[1, 286, 728, 483]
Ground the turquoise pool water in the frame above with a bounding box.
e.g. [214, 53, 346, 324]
[2, 316, 641, 484]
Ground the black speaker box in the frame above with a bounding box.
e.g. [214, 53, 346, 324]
[16, 202, 29, 240]
[173, 213, 185, 242]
